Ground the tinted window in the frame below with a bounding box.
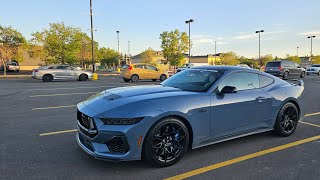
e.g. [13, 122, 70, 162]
[283, 61, 294, 68]
[266, 62, 280, 67]
[146, 65, 157, 70]
[162, 69, 223, 92]
[312, 65, 320, 67]
[218, 72, 259, 91]
[57, 66, 69, 69]
[259, 75, 274, 88]
[135, 65, 145, 69]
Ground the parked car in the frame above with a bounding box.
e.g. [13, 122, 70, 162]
[236, 64, 251, 68]
[32, 65, 93, 82]
[120, 63, 168, 82]
[176, 63, 209, 72]
[306, 64, 320, 75]
[76, 66, 304, 167]
[0, 61, 20, 72]
[264, 60, 305, 79]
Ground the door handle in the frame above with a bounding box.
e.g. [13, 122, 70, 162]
[256, 97, 266, 102]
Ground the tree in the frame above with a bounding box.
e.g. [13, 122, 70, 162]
[160, 29, 189, 71]
[219, 52, 239, 65]
[31, 22, 95, 65]
[239, 56, 259, 68]
[0, 26, 26, 75]
[313, 55, 320, 64]
[99, 47, 119, 68]
[140, 48, 156, 65]
[286, 54, 301, 64]
[260, 54, 273, 66]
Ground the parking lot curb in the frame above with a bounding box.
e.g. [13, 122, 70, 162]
[0, 75, 31, 78]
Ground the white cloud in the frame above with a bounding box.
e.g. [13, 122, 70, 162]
[232, 30, 286, 40]
[299, 31, 320, 36]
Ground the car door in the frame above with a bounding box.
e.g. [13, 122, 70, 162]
[54, 66, 66, 79]
[210, 72, 268, 138]
[145, 65, 159, 79]
[134, 64, 147, 79]
[65, 66, 78, 79]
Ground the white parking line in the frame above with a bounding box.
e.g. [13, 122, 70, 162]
[39, 129, 77, 136]
[32, 105, 76, 111]
[29, 92, 98, 97]
[30, 85, 133, 91]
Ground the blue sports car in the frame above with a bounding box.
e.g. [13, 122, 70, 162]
[76, 66, 305, 167]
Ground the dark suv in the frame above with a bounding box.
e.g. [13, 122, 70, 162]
[264, 60, 305, 79]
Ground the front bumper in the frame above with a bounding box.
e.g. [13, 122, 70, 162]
[306, 71, 318, 74]
[76, 105, 150, 161]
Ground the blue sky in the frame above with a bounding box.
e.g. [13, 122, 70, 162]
[1, 0, 320, 57]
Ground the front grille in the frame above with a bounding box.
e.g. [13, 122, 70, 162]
[106, 136, 129, 154]
[77, 110, 97, 138]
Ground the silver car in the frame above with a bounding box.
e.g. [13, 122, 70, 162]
[32, 65, 93, 82]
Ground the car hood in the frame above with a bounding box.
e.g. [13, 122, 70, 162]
[78, 85, 192, 117]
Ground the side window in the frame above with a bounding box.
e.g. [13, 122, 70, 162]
[259, 75, 274, 88]
[288, 61, 295, 68]
[57, 66, 64, 69]
[135, 65, 144, 69]
[282, 61, 288, 67]
[146, 65, 157, 71]
[218, 72, 259, 91]
[294, 63, 300, 68]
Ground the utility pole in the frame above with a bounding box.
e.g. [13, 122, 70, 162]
[89, 0, 95, 73]
[214, 41, 217, 65]
[297, 46, 299, 57]
[185, 19, 194, 64]
[255, 30, 264, 66]
[128, 41, 130, 64]
[117, 31, 120, 68]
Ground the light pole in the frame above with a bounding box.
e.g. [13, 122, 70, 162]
[255, 30, 264, 66]
[297, 46, 299, 57]
[185, 19, 194, 64]
[128, 41, 130, 64]
[117, 30, 120, 68]
[307, 36, 316, 58]
[89, 0, 95, 73]
[214, 41, 217, 65]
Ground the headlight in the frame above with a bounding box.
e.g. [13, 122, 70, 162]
[100, 117, 144, 125]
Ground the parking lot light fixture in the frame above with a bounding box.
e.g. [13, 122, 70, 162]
[256, 30, 264, 66]
[307, 35, 316, 59]
[185, 19, 194, 64]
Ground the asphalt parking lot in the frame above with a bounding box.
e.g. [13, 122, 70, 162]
[0, 75, 319, 180]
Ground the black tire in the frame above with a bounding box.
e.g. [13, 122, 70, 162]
[318, 71, 320, 75]
[274, 102, 299, 137]
[131, 74, 139, 82]
[283, 71, 289, 80]
[79, 74, 88, 81]
[160, 74, 167, 82]
[300, 71, 305, 78]
[143, 117, 189, 167]
[123, 78, 130, 82]
[42, 74, 53, 82]
[16, 70, 20, 73]
[152, 79, 157, 82]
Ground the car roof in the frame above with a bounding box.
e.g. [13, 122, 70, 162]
[192, 65, 253, 71]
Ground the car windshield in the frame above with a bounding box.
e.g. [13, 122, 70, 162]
[311, 65, 320, 67]
[161, 69, 223, 92]
[266, 62, 280, 67]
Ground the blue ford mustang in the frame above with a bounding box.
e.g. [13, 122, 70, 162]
[76, 66, 305, 167]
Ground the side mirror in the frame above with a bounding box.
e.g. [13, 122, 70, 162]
[220, 86, 237, 94]
[156, 68, 159, 71]
[297, 66, 301, 68]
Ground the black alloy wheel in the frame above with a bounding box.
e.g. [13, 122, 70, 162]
[43, 74, 53, 82]
[79, 74, 88, 81]
[274, 102, 298, 137]
[300, 71, 305, 78]
[143, 118, 189, 167]
[283, 71, 289, 80]
[160, 74, 167, 82]
[131, 74, 139, 82]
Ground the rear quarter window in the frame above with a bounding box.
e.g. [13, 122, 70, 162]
[259, 75, 274, 88]
[266, 62, 280, 67]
